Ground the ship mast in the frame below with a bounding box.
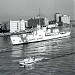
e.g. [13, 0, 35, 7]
[39, 8, 41, 25]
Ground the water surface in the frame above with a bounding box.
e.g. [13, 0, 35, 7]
[0, 27, 75, 75]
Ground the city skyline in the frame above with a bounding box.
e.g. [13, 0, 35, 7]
[0, 0, 74, 21]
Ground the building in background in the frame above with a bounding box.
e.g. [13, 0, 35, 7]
[48, 20, 58, 28]
[54, 13, 62, 22]
[9, 20, 18, 33]
[17, 19, 25, 32]
[0, 23, 2, 32]
[1, 21, 10, 32]
[28, 17, 45, 28]
[25, 21, 28, 28]
[0, 13, 70, 33]
[1, 19, 28, 33]
[61, 15, 70, 24]
[54, 13, 70, 26]
[9, 19, 26, 33]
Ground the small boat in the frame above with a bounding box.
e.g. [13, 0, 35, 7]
[19, 57, 44, 67]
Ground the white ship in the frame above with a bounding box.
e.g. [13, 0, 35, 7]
[10, 25, 71, 45]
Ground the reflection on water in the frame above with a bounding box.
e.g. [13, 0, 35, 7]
[11, 45, 23, 57]
[11, 49, 22, 57]
[25, 63, 34, 70]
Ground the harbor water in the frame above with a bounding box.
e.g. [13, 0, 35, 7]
[0, 27, 75, 75]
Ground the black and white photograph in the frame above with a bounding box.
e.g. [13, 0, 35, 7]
[0, 0, 74, 75]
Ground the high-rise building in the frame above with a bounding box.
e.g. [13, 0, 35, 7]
[54, 13, 62, 22]
[61, 15, 70, 24]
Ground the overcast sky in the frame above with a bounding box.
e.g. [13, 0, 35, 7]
[0, 0, 74, 21]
